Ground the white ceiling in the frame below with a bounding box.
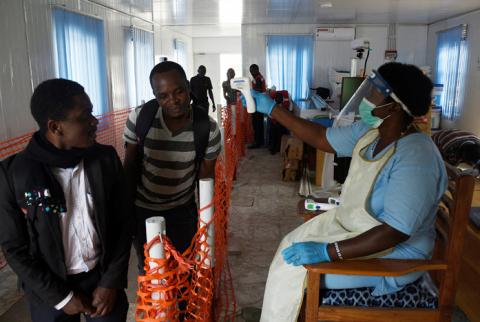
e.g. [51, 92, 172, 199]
[153, 0, 480, 36]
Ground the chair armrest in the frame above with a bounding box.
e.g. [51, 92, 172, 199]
[304, 259, 447, 277]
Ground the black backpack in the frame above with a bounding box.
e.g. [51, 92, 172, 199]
[134, 98, 211, 175]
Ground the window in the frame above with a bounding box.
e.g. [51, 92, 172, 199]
[266, 35, 314, 101]
[52, 8, 109, 116]
[174, 39, 188, 73]
[435, 25, 468, 120]
[125, 26, 154, 107]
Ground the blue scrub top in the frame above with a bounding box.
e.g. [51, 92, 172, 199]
[326, 121, 448, 295]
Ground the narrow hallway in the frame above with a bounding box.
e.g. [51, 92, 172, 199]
[228, 148, 303, 320]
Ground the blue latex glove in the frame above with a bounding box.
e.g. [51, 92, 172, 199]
[240, 90, 277, 115]
[240, 94, 247, 107]
[281, 242, 331, 266]
[250, 89, 276, 115]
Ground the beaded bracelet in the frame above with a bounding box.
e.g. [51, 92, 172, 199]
[333, 242, 344, 260]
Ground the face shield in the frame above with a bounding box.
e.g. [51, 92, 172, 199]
[333, 70, 413, 127]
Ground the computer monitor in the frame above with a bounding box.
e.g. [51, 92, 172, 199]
[340, 77, 364, 109]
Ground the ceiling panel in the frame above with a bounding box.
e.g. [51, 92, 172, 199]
[153, 0, 480, 36]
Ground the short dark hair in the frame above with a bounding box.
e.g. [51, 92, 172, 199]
[378, 62, 433, 117]
[149, 61, 188, 85]
[249, 64, 259, 71]
[30, 79, 85, 133]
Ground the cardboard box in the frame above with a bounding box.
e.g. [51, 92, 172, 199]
[282, 168, 298, 181]
[282, 159, 300, 181]
[281, 135, 304, 160]
[280, 135, 289, 158]
[284, 159, 299, 170]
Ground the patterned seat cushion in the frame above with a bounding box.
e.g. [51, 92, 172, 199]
[321, 278, 438, 309]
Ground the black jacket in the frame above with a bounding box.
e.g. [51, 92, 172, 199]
[0, 144, 131, 307]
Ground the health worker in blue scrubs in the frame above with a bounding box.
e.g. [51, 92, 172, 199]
[247, 62, 448, 322]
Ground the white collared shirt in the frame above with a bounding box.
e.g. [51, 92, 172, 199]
[51, 160, 101, 309]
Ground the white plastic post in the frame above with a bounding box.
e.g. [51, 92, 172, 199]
[219, 127, 225, 148]
[199, 178, 215, 268]
[145, 217, 166, 302]
[216, 105, 223, 124]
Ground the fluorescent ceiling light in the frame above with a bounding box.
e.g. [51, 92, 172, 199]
[219, 0, 243, 24]
[320, 2, 333, 8]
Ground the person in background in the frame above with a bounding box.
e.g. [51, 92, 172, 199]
[190, 65, 216, 113]
[432, 128, 480, 170]
[0, 79, 130, 321]
[246, 62, 447, 321]
[249, 63, 267, 149]
[123, 61, 221, 273]
[222, 68, 239, 107]
[267, 91, 290, 154]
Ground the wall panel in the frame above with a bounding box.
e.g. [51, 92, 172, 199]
[154, 25, 194, 77]
[241, 23, 428, 91]
[0, 0, 36, 140]
[0, 0, 155, 140]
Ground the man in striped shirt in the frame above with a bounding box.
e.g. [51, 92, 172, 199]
[123, 62, 221, 272]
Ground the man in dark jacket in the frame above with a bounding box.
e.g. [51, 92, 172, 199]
[0, 79, 131, 321]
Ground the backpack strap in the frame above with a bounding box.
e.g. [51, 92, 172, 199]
[192, 105, 211, 172]
[135, 99, 159, 148]
[134, 99, 159, 175]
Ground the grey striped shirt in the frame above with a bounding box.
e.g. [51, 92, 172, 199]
[123, 106, 222, 210]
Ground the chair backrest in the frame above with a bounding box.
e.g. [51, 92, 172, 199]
[433, 162, 474, 309]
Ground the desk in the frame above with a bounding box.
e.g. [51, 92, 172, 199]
[293, 100, 334, 187]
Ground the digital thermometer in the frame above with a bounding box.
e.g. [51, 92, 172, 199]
[304, 199, 337, 211]
[230, 77, 256, 113]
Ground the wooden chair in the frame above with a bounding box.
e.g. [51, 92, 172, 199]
[303, 162, 475, 322]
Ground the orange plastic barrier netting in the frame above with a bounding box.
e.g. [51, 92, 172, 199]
[137, 100, 253, 321]
[0, 102, 254, 321]
[0, 108, 131, 160]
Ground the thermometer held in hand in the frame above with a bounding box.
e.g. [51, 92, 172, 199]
[230, 77, 256, 113]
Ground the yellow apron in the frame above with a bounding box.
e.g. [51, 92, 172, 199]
[260, 129, 396, 322]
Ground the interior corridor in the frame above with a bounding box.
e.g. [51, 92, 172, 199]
[0, 149, 471, 322]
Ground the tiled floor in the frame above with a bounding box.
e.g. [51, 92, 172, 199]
[0, 148, 472, 322]
[228, 149, 303, 317]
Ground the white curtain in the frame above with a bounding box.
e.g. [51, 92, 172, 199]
[125, 26, 154, 107]
[435, 25, 468, 120]
[53, 8, 108, 116]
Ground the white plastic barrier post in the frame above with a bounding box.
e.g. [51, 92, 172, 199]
[199, 178, 215, 268]
[220, 127, 225, 148]
[216, 105, 223, 125]
[145, 217, 167, 311]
